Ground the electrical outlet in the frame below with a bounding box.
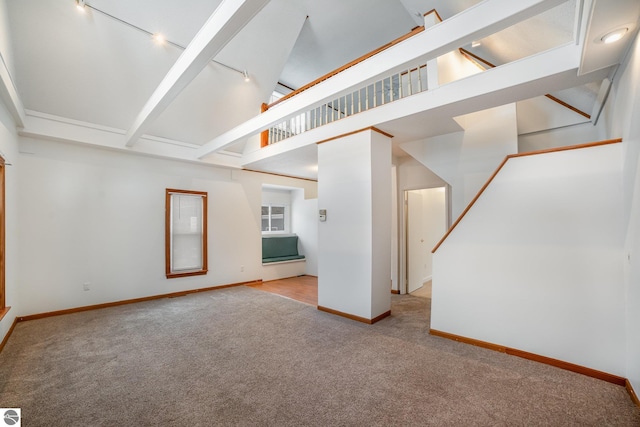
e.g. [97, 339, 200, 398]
[83, 282, 91, 291]
[240, 265, 244, 272]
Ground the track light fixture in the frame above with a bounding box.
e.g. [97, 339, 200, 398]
[152, 33, 166, 45]
[73, 1, 249, 81]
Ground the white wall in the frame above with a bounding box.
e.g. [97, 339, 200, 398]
[421, 187, 446, 281]
[0, 98, 19, 341]
[0, 0, 20, 343]
[291, 188, 318, 276]
[516, 96, 592, 136]
[0, 0, 15, 78]
[600, 29, 640, 394]
[395, 157, 447, 293]
[390, 165, 398, 291]
[401, 104, 518, 219]
[432, 143, 625, 375]
[437, 50, 481, 86]
[318, 130, 391, 319]
[518, 121, 607, 153]
[16, 136, 316, 316]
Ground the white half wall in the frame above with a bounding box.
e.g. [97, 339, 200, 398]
[432, 143, 625, 376]
[16, 136, 317, 316]
[261, 260, 306, 282]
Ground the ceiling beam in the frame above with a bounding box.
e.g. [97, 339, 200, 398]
[0, 52, 26, 127]
[195, 0, 567, 159]
[124, 0, 270, 148]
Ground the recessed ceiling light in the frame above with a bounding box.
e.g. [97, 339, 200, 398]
[152, 33, 166, 44]
[243, 70, 250, 82]
[76, 0, 86, 12]
[601, 28, 628, 44]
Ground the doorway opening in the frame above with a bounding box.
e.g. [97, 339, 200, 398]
[404, 187, 447, 296]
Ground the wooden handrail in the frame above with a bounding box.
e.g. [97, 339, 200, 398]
[431, 138, 623, 253]
[423, 9, 443, 23]
[459, 48, 591, 119]
[267, 26, 425, 109]
[544, 94, 591, 119]
[459, 47, 497, 68]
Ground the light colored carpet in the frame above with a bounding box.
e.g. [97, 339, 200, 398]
[0, 286, 638, 426]
[410, 280, 432, 298]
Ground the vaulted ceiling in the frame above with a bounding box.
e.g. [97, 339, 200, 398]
[2, 0, 639, 177]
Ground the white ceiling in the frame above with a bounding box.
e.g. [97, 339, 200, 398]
[4, 0, 640, 180]
[3, 0, 501, 148]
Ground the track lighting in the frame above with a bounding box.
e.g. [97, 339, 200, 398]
[152, 33, 166, 45]
[74, 1, 249, 81]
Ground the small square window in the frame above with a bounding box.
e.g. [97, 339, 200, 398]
[261, 205, 288, 233]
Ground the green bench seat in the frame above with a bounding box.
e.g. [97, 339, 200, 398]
[262, 235, 305, 264]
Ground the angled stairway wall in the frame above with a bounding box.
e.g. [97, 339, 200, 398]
[401, 104, 518, 219]
[431, 140, 625, 376]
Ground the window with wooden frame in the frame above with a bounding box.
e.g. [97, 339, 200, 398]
[165, 189, 208, 279]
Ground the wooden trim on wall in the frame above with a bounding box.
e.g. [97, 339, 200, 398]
[459, 48, 497, 69]
[16, 280, 261, 322]
[0, 306, 9, 322]
[391, 289, 400, 294]
[242, 169, 318, 183]
[430, 329, 628, 387]
[0, 315, 18, 354]
[458, 48, 591, 119]
[544, 94, 591, 119]
[430, 329, 507, 353]
[506, 347, 626, 386]
[316, 126, 394, 146]
[626, 380, 640, 407]
[318, 305, 391, 324]
[423, 9, 443, 22]
[268, 26, 424, 109]
[431, 139, 623, 253]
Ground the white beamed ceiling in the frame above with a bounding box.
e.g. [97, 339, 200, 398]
[3, 0, 639, 180]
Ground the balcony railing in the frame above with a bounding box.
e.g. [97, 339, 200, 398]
[259, 24, 428, 147]
[266, 63, 429, 145]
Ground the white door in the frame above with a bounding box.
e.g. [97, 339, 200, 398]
[407, 191, 426, 293]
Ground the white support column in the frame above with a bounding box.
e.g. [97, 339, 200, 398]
[424, 11, 440, 91]
[317, 128, 392, 323]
